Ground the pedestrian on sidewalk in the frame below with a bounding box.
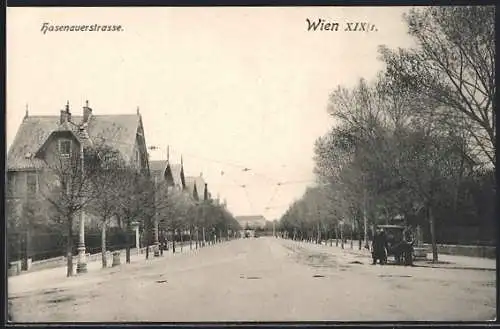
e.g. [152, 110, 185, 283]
[372, 228, 387, 265]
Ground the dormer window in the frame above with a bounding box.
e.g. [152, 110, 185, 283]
[7, 172, 16, 196]
[59, 139, 71, 157]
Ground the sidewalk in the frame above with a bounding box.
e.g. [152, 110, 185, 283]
[417, 254, 496, 271]
[290, 239, 496, 271]
[8, 240, 217, 296]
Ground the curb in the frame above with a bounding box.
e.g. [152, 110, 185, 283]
[411, 263, 496, 271]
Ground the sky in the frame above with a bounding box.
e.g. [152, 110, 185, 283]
[7, 7, 415, 221]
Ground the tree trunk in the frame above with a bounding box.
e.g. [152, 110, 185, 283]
[66, 218, 74, 277]
[429, 206, 438, 263]
[145, 219, 150, 259]
[101, 221, 107, 268]
[125, 227, 131, 264]
[172, 229, 176, 254]
[195, 228, 199, 249]
[350, 230, 353, 249]
[340, 225, 344, 249]
[190, 228, 193, 250]
[335, 226, 339, 247]
[160, 231, 164, 256]
[180, 228, 184, 252]
[358, 231, 362, 250]
[202, 227, 206, 247]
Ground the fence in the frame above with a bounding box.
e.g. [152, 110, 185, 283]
[10, 239, 202, 276]
[8, 228, 136, 264]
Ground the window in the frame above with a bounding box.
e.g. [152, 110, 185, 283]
[27, 173, 38, 194]
[59, 139, 71, 157]
[135, 149, 140, 167]
[7, 172, 16, 196]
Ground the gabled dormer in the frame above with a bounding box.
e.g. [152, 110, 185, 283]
[164, 164, 176, 187]
[34, 103, 83, 167]
[180, 156, 186, 190]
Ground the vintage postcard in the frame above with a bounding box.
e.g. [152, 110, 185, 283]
[6, 6, 496, 322]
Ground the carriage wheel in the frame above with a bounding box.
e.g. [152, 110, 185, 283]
[404, 251, 413, 266]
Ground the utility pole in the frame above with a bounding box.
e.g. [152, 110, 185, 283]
[202, 211, 206, 247]
[23, 173, 31, 271]
[77, 143, 87, 273]
[153, 176, 160, 257]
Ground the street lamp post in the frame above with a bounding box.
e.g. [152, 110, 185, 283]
[77, 143, 87, 274]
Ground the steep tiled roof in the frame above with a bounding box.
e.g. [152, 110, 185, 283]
[7, 113, 141, 171]
[149, 161, 185, 189]
[184, 176, 198, 200]
[149, 160, 168, 176]
[169, 164, 183, 187]
[7, 116, 61, 170]
[195, 176, 207, 200]
[85, 115, 140, 163]
[184, 175, 207, 201]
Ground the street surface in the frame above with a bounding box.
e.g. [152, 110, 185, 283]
[9, 237, 496, 322]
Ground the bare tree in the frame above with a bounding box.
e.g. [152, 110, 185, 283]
[113, 171, 154, 263]
[86, 147, 126, 268]
[156, 186, 192, 253]
[379, 6, 495, 168]
[310, 74, 477, 262]
[39, 144, 109, 277]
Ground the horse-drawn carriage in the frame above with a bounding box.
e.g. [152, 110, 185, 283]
[374, 224, 415, 266]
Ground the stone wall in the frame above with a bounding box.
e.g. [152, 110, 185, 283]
[423, 243, 496, 259]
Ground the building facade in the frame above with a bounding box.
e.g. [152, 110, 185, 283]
[7, 102, 150, 262]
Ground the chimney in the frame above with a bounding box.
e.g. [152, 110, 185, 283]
[60, 101, 71, 124]
[83, 100, 92, 123]
[204, 183, 208, 201]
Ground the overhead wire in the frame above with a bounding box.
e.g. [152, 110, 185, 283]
[87, 137, 318, 215]
[263, 184, 281, 213]
[97, 137, 316, 187]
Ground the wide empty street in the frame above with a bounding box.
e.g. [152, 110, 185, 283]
[9, 237, 496, 322]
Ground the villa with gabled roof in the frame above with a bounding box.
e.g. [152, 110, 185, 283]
[6, 101, 150, 228]
[149, 156, 186, 191]
[184, 174, 210, 202]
